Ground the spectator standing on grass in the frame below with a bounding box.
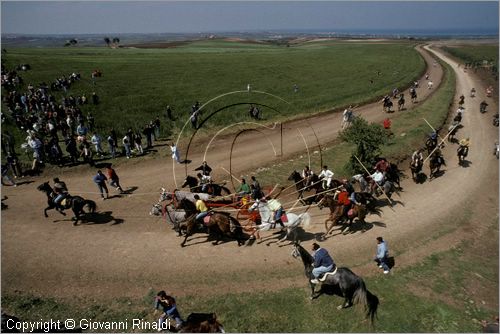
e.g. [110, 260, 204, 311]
[134, 131, 143, 155]
[107, 134, 116, 158]
[28, 134, 43, 172]
[110, 128, 118, 149]
[154, 116, 161, 140]
[91, 132, 104, 156]
[374, 236, 390, 274]
[105, 165, 124, 193]
[166, 105, 174, 120]
[122, 134, 131, 159]
[143, 123, 153, 148]
[93, 170, 109, 200]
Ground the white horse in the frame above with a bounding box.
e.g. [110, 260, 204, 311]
[248, 200, 311, 243]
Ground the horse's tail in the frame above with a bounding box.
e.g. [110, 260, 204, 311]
[84, 200, 97, 213]
[353, 279, 379, 324]
[299, 212, 311, 229]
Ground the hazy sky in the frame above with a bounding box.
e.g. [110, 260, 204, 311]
[1, 1, 499, 35]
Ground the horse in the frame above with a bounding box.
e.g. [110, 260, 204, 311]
[317, 194, 380, 236]
[169, 199, 246, 247]
[287, 170, 321, 204]
[410, 89, 418, 103]
[429, 153, 446, 179]
[410, 160, 423, 182]
[291, 242, 379, 323]
[248, 199, 310, 244]
[179, 313, 224, 333]
[383, 99, 393, 113]
[398, 94, 405, 111]
[181, 175, 231, 197]
[37, 182, 96, 225]
[384, 163, 402, 190]
[457, 145, 469, 165]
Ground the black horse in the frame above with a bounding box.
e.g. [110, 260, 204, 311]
[291, 242, 379, 323]
[181, 175, 231, 197]
[429, 152, 446, 179]
[287, 170, 322, 204]
[457, 145, 469, 165]
[37, 182, 96, 225]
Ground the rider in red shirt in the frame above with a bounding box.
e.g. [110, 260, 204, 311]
[337, 187, 351, 219]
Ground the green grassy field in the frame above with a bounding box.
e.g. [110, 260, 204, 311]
[2, 41, 424, 157]
[442, 44, 498, 67]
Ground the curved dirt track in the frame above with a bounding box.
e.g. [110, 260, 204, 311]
[1, 45, 498, 303]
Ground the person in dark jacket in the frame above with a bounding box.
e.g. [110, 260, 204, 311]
[93, 170, 108, 200]
[310, 242, 336, 284]
[194, 161, 212, 176]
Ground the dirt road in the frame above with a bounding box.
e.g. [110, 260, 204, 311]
[1, 45, 497, 304]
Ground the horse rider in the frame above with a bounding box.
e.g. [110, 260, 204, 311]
[426, 132, 438, 151]
[196, 173, 212, 193]
[301, 165, 314, 187]
[337, 186, 352, 220]
[341, 178, 355, 195]
[53, 177, 69, 210]
[310, 243, 336, 284]
[411, 149, 424, 168]
[251, 176, 261, 193]
[193, 194, 209, 225]
[236, 178, 251, 196]
[318, 165, 334, 190]
[250, 184, 264, 201]
[480, 100, 488, 113]
[154, 290, 184, 330]
[458, 138, 470, 157]
[351, 174, 370, 193]
[194, 161, 212, 176]
[264, 196, 286, 230]
[369, 169, 385, 195]
[374, 158, 390, 174]
[458, 94, 465, 106]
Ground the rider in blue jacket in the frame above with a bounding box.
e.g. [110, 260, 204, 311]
[310, 243, 336, 284]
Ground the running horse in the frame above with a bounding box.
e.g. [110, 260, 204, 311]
[37, 182, 96, 225]
[410, 88, 418, 103]
[317, 193, 380, 236]
[429, 151, 446, 179]
[171, 199, 246, 247]
[398, 94, 405, 111]
[291, 242, 379, 323]
[181, 175, 231, 197]
[287, 170, 321, 204]
[248, 199, 311, 244]
[410, 160, 423, 182]
[382, 98, 393, 113]
[457, 145, 469, 165]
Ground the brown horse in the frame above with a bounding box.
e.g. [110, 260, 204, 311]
[180, 211, 246, 247]
[318, 195, 377, 237]
[179, 313, 224, 333]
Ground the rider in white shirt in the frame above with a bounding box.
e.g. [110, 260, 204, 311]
[318, 165, 334, 189]
[411, 149, 424, 167]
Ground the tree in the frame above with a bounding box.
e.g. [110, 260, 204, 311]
[339, 117, 387, 175]
[104, 37, 111, 47]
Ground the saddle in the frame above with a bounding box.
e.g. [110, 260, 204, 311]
[319, 267, 338, 282]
